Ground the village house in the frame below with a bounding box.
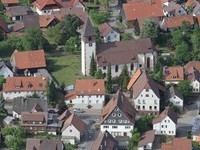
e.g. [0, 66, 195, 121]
[65, 79, 105, 109]
[0, 61, 13, 78]
[163, 1, 187, 17]
[1, 0, 19, 7]
[81, 18, 157, 77]
[161, 138, 192, 150]
[165, 86, 184, 108]
[11, 14, 40, 32]
[10, 49, 46, 76]
[100, 90, 136, 138]
[185, 61, 200, 93]
[39, 14, 60, 31]
[5, 5, 33, 21]
[26, 138, 64, 150]
[60, 112, 87, 144]
[160, 15, 194, 31]
[138, 130, 155, 150]
[90, 130, 118, 150]
[98, 23, 120, 43]
[32, 0, 85, 15]
[127, 69, 165, 115]
[2, 76, 47, 99]
[12, 97, 47, 119]
[191, 116, 200, 143]
[21, 111, 48, 133]
[121, 0, 164, 31]
[153, 107, 178, 136]
[0, 17, 9, 35]
[185, 0, 200, 16]
[163, 66, 184, 85]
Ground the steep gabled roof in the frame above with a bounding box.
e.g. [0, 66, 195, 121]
[185, 61, 200, 72]
[57, 110, 72, 121]
[91, 130, 118, 150]
[98, 22, 115, 37]
[138, 130, 155, 147]
[21, 112, 48, 123]
[166, 86, 184, 100]
[101, 90, 136, 125]
[33, 0, 59, 10]
[127, 69, 142, 90]
[152, 107, 178, 124]
[186, 66, 200, 82]
[82, 17, 96, 37]
[61, 113, 86, 134]
[0, 17, 9, 32]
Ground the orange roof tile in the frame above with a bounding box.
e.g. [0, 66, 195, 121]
[33, 0, 59, 10]
[123, 0, 164, 21]
[163, 15, 194, 28]
[163, 66, 184, 81]
[3, 76, 47, 92]
[1, 0, 19, 4]
[11, 50, 46, 69]
[39, 15, 59, 28]
[127, 69, 142, 90]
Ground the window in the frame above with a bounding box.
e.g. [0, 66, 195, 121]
[89, 43, 93, 47]
[118, 120, 122, 123]
[168, 120, 170, 123]
[115, 108, 119, 111]
[172, 131, 174, 134]
[125, 126, 131, 129]
[103, 126, 109, 128]
[162, 125, 164, 128]
[130, 63, 134, 71]
[118, 113, 122, 117]
[161, 131, 163, 133]
[112, 113, 116, 117]
[103, 66, 106, 70]
[139, 64, 142, 67]
[138, 99, 141, 104]
[82, 100, 84, 103]
[169, 131, 171, 133]
[143, 106, 145, 110]
[143, 100, 145, 104]
[141, 95, 143, 97]
[138, 106, 140, 109]
[165, 120, 167, 123]
[96, 100, 98, 103]
[145, 94, 149, 97]
[165, 125, 167, 128]
[112, 119, 116, 123]
[154, 100, 157, 104]
[154, 106, 157, 110]
[108, 119, 111, 123]
[70, 129, 72, 132]
[89, 100, 91, 103]
[145, 89, 149, 92]
[88, 36, 92, 41]
[123, 120, 127, 123]
[149, 106, 152, 110]
[115, 65, 119, 72]
[112, 126, 118, 129]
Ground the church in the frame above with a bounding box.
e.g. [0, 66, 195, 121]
[81, 18, 157, 77]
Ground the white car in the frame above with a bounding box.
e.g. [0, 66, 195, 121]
[73, 108, 84, 113]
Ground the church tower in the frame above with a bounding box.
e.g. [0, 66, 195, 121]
[81, 18, 96, 76]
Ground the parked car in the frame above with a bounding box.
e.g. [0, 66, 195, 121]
[73, 108, 84, 113]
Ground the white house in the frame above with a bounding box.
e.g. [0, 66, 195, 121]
[153, 107, 178, 136]
[138, 130, 155, 150]
[98, 23, 120, 43]
[0, 61, 13, 78]
[2, 76, 47, 100]
[127, 69, 165, 115]
[61, 113, 86, 144]
[81, 18, 157, 77]
[65, 79, 105, 109]
[100, 90, 136, 138]
[166, 86, 184, 108]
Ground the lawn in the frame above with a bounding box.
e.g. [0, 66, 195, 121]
[47, 54, 90, 86]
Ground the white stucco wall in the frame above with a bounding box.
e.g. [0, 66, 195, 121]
[138, 142, 153, 150]
[100, 124, 134, 137]
[35, 7, 60, 15]
[134, 89, 160, 112]
[103, 31, 120, 43]
[62, 124, 81, 143]
[191, 80, 200, 93]
[3, 91, 46, 100]
[169, 95, 183, 107]
[0, 66, 13, 78]
[65, 95, 105, 109]
[153, 116, 176, 136]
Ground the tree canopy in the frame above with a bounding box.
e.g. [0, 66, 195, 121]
[119, 64, 130, 91]
[128, 129, 141, 150]
[106, 63, 112, 93]
[177, 80, 193, 97]
[135, 115, 154, 133]
[89, 53, 97, 76]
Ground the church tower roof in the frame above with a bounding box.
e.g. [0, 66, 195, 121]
[82, 17, 96, 37]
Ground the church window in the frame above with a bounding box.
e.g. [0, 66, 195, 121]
[88, 36, 92, 41]
[130, 63, 134, 71]
[115, 65, 119, 72]
[103, 66, 106, 70]
[147, 57, 151, 69]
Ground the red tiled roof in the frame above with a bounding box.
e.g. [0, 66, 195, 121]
[3, 76, 47, 92]
[11, 50, 46, 69]
[39, 15, 59, 28]
[163, 66, 184, 81]
[123, 0, 164, 21]
[184, 61, 200, 72]
[98, 23, 114, 37]
[33, 0, 59, 10]
[163, 15, 194, 28]
[127, 69, 142, 90]
[1, 0, 19, 4]
[138, 130, 155, 147]
[0, 17, 9, 32]
[161, 138, 192, 150]
[21, 112, 48, 122]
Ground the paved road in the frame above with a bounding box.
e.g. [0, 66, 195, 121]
[108, 5, 121, 27]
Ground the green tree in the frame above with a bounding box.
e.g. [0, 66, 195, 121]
[140, 19, 159, 43]
[128, 129, 141, 150]
[22, 28, 50, 51]
[7, 36, 23, 50]
[89, 53, 97, 76]
[121, 33, 133, 41]
[0, 95, 6, 114]
[135, 115, 154, 133]
[64, 37, 80, 54]
[89, 10, 109, 25]
[2, 126, 25, 150]
[46, 14, 81, 45]
[191, 27, 200, 60]
[47, 81, 57, 103]
[175, 42, 191, 64]
[105, 63, 112, 93]
[119, 64, 130, 91]
[0, 76, 5, 91]
[95, 69, 105, 79]
[177, 80, 193, 97]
